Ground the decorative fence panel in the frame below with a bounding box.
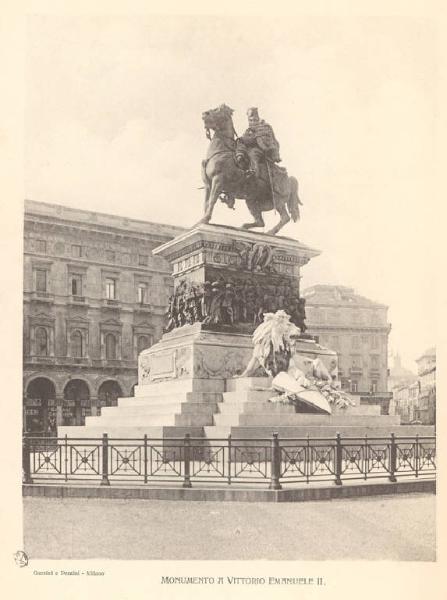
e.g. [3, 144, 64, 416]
[23, 433, 436, 489]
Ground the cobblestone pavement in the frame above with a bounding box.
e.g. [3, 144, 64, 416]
[23, 493, 435, 561]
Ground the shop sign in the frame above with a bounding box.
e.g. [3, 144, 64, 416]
[26, 398, 42, 407]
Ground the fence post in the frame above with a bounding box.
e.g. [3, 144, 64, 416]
[22, 436, 33, 484]
[334, 432, 343, 486]
[183, 433, 192, 488]
[100, 433, 110, 486]
[143, 434, 148, 484]
[269, 432, 282, 490]
[227, 434, 232, 485]
[415, 433, 419, 478]
[389, 433, 397, 482]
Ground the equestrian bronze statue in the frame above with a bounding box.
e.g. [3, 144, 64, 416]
[199, 104, 302, 236]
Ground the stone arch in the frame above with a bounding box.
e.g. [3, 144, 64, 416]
[98, 380, 123, 414]
[25, 377, 56, 433]
[63, 378, 91, 426]
[24, 373, 59, 395]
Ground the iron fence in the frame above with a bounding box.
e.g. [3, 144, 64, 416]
[22, 433, 436, 489]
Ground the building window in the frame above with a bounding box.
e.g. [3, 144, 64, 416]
[350, 381, 358, 393]
[138, 254, 148, 266]
[71, 274, 82, 296]
[371, 335, 378, 349]
[371, 312, 380, 324]
[370, 380, 378, 393]
[351, 336, 360, 349]
[137, 335, 152, 355]
[71, 244, 82, 258]
[35, 239, 46, 253]
[35, 327, 48, 356]
[70, 330, 83, 358]
[105, 278, 116, 300]
[361, 335, 369, 344]
[371, 355, 379, 368]
[137, 283, 147, 304]
[35, 269, 47, 293]
[351, 355, 361, 368]
[105, 333, 117, 360]
[106, 250, 115, 262]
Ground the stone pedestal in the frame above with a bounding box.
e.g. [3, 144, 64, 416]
[56, 224, 438, 441]
[154, 224, 320, 335]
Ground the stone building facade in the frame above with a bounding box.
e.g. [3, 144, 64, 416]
[414, 347, 436, 424]
[387, 353, 417, 392]
[23, 200, 184, 432]
[302, 285, 391, 409]
[390, 348, 435, 425]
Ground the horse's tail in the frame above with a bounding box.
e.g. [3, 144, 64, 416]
[287, 176, 301, 222]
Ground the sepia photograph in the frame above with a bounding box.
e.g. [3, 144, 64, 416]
[1, 2, 443, 599]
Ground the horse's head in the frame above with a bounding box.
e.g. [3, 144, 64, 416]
[202, 104, 234, 135]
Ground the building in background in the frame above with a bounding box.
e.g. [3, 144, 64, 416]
[387, 353, 417, 392]
[302, 284, 392, 412]
[414, 347, 436, 424]
[23, 200, 184, 432]
[389, 347, 435, 425]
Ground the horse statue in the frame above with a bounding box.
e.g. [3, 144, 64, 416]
[198, 104, 302, 236]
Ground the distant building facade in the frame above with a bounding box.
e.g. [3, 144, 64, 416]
[302, 285, 392, 411]
[390, 347, 435, 425]
[387, 353, 417, 392]
[23, 200, 183, 432]
[414, 347, 436, 424]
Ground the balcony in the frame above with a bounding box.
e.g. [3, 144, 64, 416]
[350, 366, 363, 375]
[70, 295, 87, 305]
[102, 298, 120, 308]
[31, 291, 54, 303]
[24, 355, 56, 366]
[135, 302, 152, 313]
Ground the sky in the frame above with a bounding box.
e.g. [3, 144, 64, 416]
[25, 15, 437, 370]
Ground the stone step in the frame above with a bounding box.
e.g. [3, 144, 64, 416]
[118, 392, 222, 407]
[203, 426, 231, 439]
[212, 413, 401, 427]
[220, 398, 382, 417]
[134, 378, 225, 397]
[218, 402, 296, 415]
[203, 424, 435, 439]
[222, 390, 275, 403]
[101, 402, 219, 417]
[57, 425, 205, 439]
[331, 404, 381, 416]
[85, 413, 213, 427]
[225, 377, 272, 392]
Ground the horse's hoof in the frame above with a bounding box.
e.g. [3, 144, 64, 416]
[242, 222, 264, 230]
[193, 217, 210, 227]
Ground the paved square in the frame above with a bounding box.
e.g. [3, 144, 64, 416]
[23, 492, 435, 561]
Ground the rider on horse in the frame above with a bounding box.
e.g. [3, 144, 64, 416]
[239, 107, 282, 178]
